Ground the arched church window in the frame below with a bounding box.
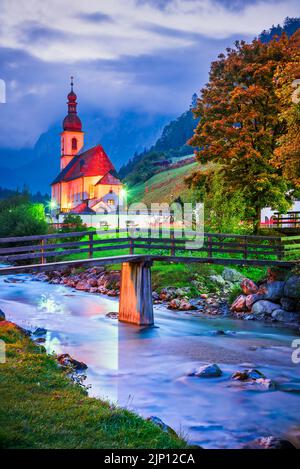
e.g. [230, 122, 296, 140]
[72, 138, 77, 150]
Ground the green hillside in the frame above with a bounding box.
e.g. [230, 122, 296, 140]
[128, 161, 214, 205]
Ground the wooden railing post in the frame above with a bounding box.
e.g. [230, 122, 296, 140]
[129, 238, 134, 255]
[278, 238, 284, 260]
[88, 232, 94, 259]
[243, 235, 248, 260]
[207, 235, 212, 258]
[40, 238, 46, 264]
[170, 229, 175, 256]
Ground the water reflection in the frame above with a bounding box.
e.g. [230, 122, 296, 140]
[1, 274, 300, 448]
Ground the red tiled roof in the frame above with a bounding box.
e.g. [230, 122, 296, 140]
[71, 201, 95, 214]
[96, 172, 122, 186]
[52, 145, 115, 185]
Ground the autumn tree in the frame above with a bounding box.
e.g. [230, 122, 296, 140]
[272, 30, 300, 190]
[189, 34, 296, 231]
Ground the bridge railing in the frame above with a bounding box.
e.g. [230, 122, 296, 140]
[0, 229, 295, 266]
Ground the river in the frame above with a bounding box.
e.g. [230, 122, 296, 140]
[1, 273, 300, 449]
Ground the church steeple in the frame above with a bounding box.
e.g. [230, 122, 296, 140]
[63, 77, 82, 132]
[60, 77, 84, 170]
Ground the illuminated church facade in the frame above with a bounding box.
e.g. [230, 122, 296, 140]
[51, 80, 123, 215]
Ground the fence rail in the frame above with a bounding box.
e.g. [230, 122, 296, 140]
[0, 229, 297, 267]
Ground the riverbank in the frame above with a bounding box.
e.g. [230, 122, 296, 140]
[0, 319, 189, 449]
[35, 263, 300, 327]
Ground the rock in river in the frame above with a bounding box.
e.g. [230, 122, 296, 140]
[189, 363, 223, 378]
[241, 278, 258, 295]
[0, 309, 5, 321]
[284, 276, 300, 299]
[222, 268, 244, 283]
[256, 436, 296, 449]
[251, 300, 279, 317]
[147, 416, 178, 436]
[258, 281, 285, 302]
[57, 353, 88, 370]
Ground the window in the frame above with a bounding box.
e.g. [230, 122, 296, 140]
[72, 138, 77, 150]
[107, 199, 115, 206]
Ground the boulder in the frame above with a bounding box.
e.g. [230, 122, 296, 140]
[258, 281, 285, 301]
[231, 295, 247, 312]
[222, 268, 244, 283]
[232, 369, 265, 381]
[0, 309, 5, 321]
[284, 276, 300, 299]
[191, 363, 223, 378]
[271, 309, 298, 323]
[146, 416, 178, 436]
[57, 353, 87, 370]
[87, 278, 98, 287]
[89, 287, 98, 294]
[253, 378, 276, 390]
[280, 296, 299, 312]
[75, 281, 89, 291]
[256, 436, 296, 450]
[152, 291, 159, 301]
[106, 312, 118, 319]
[251, 300, 279, 317]
[209, 275, 226, 286]
[168, 298, 181, 310]
[241, 278, 258, 295]
[32, 327, 47, 337]
[245, 293, 263, 309]
[179, 300, 194, 311]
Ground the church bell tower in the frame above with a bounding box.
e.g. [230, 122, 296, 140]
[60, 77, 84, 170]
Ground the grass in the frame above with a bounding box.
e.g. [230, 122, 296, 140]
[151, 262, 266, 293]
[128, 162, 200, 204]
[0, 321, 189, 449]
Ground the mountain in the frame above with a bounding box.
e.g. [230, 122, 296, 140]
[119, 96, 199, 185]
[0, 110, 172, 193]
[259, 17, 300, 43]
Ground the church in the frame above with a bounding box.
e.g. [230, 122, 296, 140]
[51, 79, 123, 215]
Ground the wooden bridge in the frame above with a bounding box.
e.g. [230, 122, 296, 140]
[0, 230, 299, 326]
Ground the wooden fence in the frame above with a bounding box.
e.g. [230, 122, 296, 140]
[0, 229, 298, 266]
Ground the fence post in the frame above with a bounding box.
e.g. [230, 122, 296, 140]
[207, 235, 212, 258]
[40, 238, 46, 264]
[243, 236, 248, 260]
[129, 238, 134, 255]
[170, 223, 175, 256]
[278, 238, 284, 261]
[88, 233, 94, 259]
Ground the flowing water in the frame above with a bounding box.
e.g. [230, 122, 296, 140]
[1, 273, 300, 449]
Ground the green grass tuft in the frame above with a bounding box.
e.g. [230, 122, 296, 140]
[0, 322, 188, 449]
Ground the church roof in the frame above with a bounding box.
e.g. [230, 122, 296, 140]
[71, 201, 95, 214]
[51, 145, 116, 185]
[96, 172, 122, 186]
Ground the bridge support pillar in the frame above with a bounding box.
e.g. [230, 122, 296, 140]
[119, 260, 154, 326]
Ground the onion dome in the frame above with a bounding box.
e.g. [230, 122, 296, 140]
[63, 77, 82, 132]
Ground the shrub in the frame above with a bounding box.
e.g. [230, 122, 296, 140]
[0, 203, 48, 238]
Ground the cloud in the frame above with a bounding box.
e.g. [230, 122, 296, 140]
[0, 0, 298, 63]
[0, 0, 299, 149]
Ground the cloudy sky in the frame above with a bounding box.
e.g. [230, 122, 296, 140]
[0, 0, 299, 148]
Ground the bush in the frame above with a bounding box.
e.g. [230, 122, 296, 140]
[0, 203, 48, 238]
[59, 214, 87, 233]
